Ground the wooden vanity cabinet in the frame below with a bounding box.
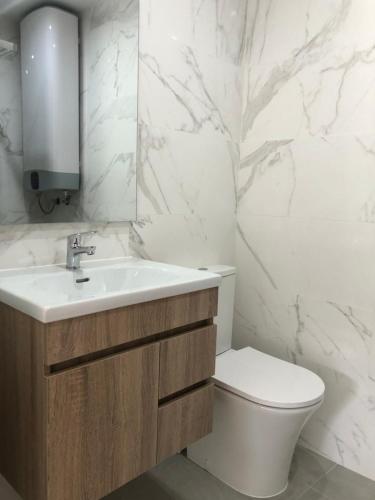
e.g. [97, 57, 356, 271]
[47, 344, 159, 500]
[0, 287, 218, 500]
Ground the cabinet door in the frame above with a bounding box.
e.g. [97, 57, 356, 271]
[46, 344, 159, 500]
[157, 383, 214, 463]
[159, 325, 216, 399]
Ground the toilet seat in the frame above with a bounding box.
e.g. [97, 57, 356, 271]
[213, 347, 325, 409]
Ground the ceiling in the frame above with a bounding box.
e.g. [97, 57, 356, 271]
[0, 0, 93, 20]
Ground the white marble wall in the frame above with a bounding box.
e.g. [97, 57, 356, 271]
[0, 16, 27, 224]
[236, 0, 375, 481]
[79, 0, 138, 222]
[131, 0, 245, 267]
[0, 0, 243, 268]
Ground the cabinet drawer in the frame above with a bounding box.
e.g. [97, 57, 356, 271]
[45, 288, 218, 365]
[46, 344, 159, 500]
[159, 325, 216, 399]
[157, 383, 214, 463]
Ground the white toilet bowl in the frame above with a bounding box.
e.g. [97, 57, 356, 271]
[188, 266, 325, 498]
[188, 347, 325, 498]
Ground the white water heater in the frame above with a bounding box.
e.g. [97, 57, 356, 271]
[21, 7, 79, 193]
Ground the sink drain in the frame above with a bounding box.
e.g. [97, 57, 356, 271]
[76, 277, 90, 284]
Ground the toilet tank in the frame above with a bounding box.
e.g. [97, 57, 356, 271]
[200, 266, 236, 355]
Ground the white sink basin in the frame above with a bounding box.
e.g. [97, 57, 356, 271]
[0, 258, 221, 323]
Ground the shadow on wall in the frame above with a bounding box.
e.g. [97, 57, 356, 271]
[300, 365, 359, 459]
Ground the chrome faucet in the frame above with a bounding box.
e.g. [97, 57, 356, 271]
[66, 232, 96, 270]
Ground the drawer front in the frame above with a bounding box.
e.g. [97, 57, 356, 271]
[157, 383, 214, 463]
[159, 325, 217, 399]
[45, 287, 218, 366]
[46, 344, 159, 500]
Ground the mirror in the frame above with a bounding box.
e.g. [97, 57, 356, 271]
[0, 0, 138, 224]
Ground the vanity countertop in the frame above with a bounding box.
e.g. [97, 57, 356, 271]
[0, 258, 221, 323]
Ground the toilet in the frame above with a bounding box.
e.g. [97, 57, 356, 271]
[188, 266, 325, 499]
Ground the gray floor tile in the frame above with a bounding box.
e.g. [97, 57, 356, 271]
[0, 474, 21, 500]
[107, 447, 335, 500]
[268, 447, 336, 500]
[313, 464, 375, 500]
[106, 454, 248, 500]
[1, 446, 373, 500]
[299, 489, 331, 500]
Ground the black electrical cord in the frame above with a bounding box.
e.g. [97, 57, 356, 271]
[37, 193, 58, 215]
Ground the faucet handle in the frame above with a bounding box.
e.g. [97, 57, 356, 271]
[79, 231, 97, 237]
[77, 230, 97, 243]
[67, 231, 97, 248]
[67, 233, 80, 248]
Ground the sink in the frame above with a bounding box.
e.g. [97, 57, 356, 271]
[0, 258, 221, 323]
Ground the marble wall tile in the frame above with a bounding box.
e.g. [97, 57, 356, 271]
[238, 134, 375, 223]
[133, 0, 242, 268]
[235, 214, 375, 335]
[139, 40, 241, 141]
[140, 0, 247, 65]
[79, 0, 138, 222]
[0, 17, 27, 224]
[138, 124, 237, 218]
[139, 0, 243, 142]
[237, 0, 375, 481]
[242, 0, 375, 145]
[0, 222, 131, 269]
[130, 212, 235, 268]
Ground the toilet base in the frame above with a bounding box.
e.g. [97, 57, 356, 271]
[188, 386, 322, 498]
[217, 476, 288, 499]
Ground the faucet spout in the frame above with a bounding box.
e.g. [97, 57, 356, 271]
[74, 245, 96, 256]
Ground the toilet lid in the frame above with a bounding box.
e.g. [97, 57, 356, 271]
[213, 348, 325, 409]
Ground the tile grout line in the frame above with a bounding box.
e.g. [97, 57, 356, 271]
[308, 462, 338, 491]
[309, 486, 334, 500]
[323, 463, 339, 476]
[294, 463, 338, 500]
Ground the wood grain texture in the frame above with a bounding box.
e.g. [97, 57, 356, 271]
[46, 288, 218, 365]
[157, 383, 214, 463]
[159, 325, 217, 399]
[47, 343, 160, 500]
[0, 303, 47, 500]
